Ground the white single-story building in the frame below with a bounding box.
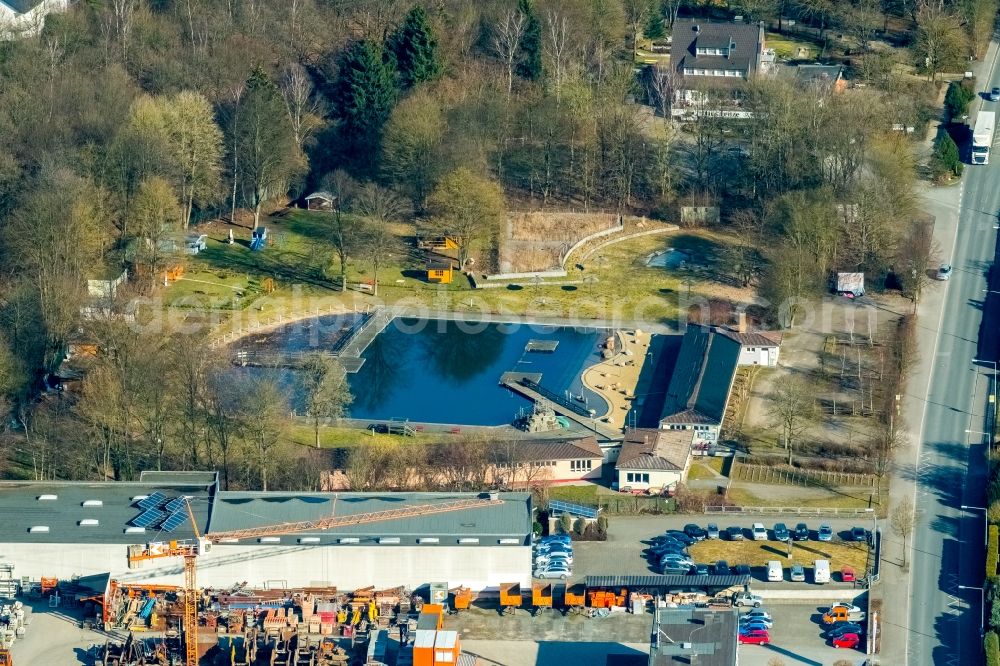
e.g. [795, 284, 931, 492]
[0, 471, 532, 592]
[489, 436, 605, 487]
[615, 428, 692, 493]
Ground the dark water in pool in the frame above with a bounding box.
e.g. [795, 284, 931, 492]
[347, 318, 607, 425]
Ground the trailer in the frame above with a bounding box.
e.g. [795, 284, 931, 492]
[531, 583, 553, 615]
[499, 583, 522, 615]
[449, 587, 472, 613]
[559, 583, 587, 615]
[973, 110, 996, 165]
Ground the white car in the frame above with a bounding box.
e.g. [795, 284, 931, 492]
[534, 562, 572, 579]
[751, 523, 767, 540]
[534, 552, 573, 566]
[830, 602, 863, 615]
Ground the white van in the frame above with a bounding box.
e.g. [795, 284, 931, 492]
[766, 561, 783, 582]
[814, 559, 831, 584]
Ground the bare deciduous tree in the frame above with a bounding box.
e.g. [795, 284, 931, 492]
[493, 9, 526, 100]
[544, 10, 571, 103]
[890, 496, 916, 569]
[280, 63, 322, 149]
[768, 376, 815, 465]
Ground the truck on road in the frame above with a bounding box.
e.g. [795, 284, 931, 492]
[973, 110, 995, 165]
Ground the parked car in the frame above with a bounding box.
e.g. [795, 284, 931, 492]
[829, 602, 864, 616]
[766, 560, 783, 582]
[683, 523, 708, 541]
[534, 562, 571, 579]
[733, 564, 752, 577]
[740, 619, 771, 633]
[535, 544, 572, 557]
[648, 541, 687, 557]
[726, 526, 745, 541]
[689, 564, 711, 576]
[817, 524, 834, 541]
[823, 604, 866, 625]
[661, 563, 692, 575]
[712, 560, 731, 576]
[541, 533, 572, 543]
[742, 609, 773, 623]
[534, 552, 573, 566]
[705, 523, 720, 539]
[650, 534, 687, 547]
[841, 566, 857, 583]
[827, 623, 864, 639]
[790, 564, 806, 582]
[664, 530, 695, 546]
[772, 523, 790, 542]
[851, 526, 869, 542]
[732, 591, 763, 608]
[738, 629, 770, 645]
[814, 559, 831, 584]
[793, 523, 809, 541]
[660, 555, 694, 569]
[936, 264, 952, 281]
[990, 86, 1000, 101]
[832, 633, 861, 649]
[751, 523, 767, 541]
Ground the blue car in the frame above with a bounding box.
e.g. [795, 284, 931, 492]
[818, 524, 833, 542]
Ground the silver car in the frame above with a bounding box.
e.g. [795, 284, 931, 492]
[534, 562, 572, 579]
[790, 563, 806, 582]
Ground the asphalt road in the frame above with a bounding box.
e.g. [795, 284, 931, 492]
[906, 95, 1000, 662]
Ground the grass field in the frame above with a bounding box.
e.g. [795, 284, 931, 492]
[724, 485, 881, 511]
[288, 424, 440, 449]
[765, 32, 819, 60]
[689, 537, 869, 572]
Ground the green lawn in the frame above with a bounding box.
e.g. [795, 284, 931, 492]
[287, 424, 440, 449]
[548, 484, 616, 505]
[765, 32, 819, 60]
[687, 457, 726, 481]
[725, 485, 884, 512]
[157, 211, 749, 332]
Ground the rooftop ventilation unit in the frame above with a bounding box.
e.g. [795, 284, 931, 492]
[37, 495, 57, 501]
[28, 526, 50, 533]
[339, 537, 360, 544]
[131, 495, 149, 502]
[298, 537, 321, 544]
[258, 537, 281, 543]
[124, 527, 145, 534]
[79, 519, 99, 526]
[218, 538, 239, 543]
[379, 537, 401, 545]
[418, 538, 440, 544]
[498, 538, 519, 545]
[82, 500, 103, 507]
[458, 538, 480, 544]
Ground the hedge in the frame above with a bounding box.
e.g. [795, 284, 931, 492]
[989, 525, 999, 580]
[986, 631, 999, 666]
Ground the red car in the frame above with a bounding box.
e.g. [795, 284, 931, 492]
[832, 633, 861, 649]
[738, 629, 770, 645]
[841, 566, 856, 582]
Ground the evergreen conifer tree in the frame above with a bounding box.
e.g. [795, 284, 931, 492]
[388, 6, 441, 89]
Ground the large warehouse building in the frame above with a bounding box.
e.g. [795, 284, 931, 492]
[0, 471, 532, 591]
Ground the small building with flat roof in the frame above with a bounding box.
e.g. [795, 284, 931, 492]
[648, 606, 738, 666]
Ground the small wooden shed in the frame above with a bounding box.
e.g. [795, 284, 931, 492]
[304, 191, 337, 211]
[426, 260, 454, 284]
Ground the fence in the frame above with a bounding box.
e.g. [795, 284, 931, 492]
[704, 506, 877, 516]
[595, 496, 675, 515]
[733, 460, 877, 488]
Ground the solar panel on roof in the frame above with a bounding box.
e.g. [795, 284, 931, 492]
[137, 491, 167, 510]
[160, 511, 188, 532]
[132, 509, 165, 528]
[164, 497, 187, 513]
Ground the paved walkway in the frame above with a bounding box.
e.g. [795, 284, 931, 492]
[879, 37, 1000, 665]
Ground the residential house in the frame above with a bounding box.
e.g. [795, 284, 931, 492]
[716, 316, 781, 367]
[0, 0, 69, 38]
[671, 19, 765, 105]
[615, 428, 692, 493]
[648, 606, 738, 666]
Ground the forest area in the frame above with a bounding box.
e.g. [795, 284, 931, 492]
[0, 0, 992, 488]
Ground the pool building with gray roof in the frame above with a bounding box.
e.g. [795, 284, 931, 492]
[0, 472, 532, 591]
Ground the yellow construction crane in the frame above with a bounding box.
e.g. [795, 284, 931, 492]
[126, 493, 504, 666]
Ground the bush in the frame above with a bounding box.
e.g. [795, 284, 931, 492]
[597, 514, 609, 534]
[932, 133, 963, 179]
[532, 521, 542, 536]
[945, 81, 976, 120]
[989, 525, 999, 579]
[990, 580, 1000, 630]
[573, 517, 587, 535]
[986, 631, 1000, 666]
[558, 513, 572, 534]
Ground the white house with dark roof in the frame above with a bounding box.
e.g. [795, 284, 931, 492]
[671, 19, 766, 103]
[615, 428, 692, 493]
[0, 0, 70, 38]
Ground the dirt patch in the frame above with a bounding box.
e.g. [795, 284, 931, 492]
[499, 211, 621, 273]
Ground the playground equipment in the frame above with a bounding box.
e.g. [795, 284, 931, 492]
[250, 227, 268, 252]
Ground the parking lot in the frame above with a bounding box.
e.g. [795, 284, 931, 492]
[566, 515, 871, 589]
[736, 601, 868, 666]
